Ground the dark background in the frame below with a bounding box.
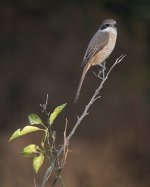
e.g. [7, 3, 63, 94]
[1, 0, 150, 187]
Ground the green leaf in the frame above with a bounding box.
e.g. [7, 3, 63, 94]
[33, 153, 44, 173]
[21, 144, 39, 157]
[9, 126, 42, 141]
[28, 114, 43, 125]
[49, 103, 67, 125]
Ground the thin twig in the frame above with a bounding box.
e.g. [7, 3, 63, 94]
[40, 54, 126, 187]
[62, 118, 69, 166]
[40, 94, 50, 117]
[34, 177, 37, 187]
[51, 168, 65, 187]
[51, 118, 69, 187]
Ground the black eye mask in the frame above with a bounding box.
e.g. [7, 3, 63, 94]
[100, 24, 110, 30]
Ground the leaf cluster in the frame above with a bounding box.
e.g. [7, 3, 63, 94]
[9, 103, 67, 174]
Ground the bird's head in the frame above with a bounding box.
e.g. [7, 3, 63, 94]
[100, 19, 118, 32]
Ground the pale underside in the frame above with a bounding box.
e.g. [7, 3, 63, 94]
[82, 28, 117, 67]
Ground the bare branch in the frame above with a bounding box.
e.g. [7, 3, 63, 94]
[40, 94, 50, 117]
[61, 118, 69, 167]
[40, 54, 126, 187]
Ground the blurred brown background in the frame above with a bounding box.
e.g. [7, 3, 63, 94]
[1, 0, 150, 187]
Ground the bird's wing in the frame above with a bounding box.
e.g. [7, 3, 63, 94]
[81, 31, 109, 66]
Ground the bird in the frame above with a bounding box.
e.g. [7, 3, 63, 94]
[74, 19, 118, 103]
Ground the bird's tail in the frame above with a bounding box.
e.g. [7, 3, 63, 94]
[74, 63, 90, 103]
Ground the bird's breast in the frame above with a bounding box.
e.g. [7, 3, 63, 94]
[90, 31, 117, 66]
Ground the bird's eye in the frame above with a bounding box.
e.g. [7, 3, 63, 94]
[105, 24, 109, 27]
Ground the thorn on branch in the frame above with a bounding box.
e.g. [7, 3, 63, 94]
[92, 96, 101, 103]
[77, 115, 80, 120]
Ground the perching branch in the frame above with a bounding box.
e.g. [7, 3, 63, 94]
[40, 54, 126, 187]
